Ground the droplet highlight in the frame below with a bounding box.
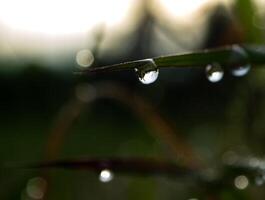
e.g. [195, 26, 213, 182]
[135, 59, 159, 85]
[205, 63, 224, 83]
[231, 64, 251, 77]
[99, 169, 114, 183]
[229, 45, 251, 77]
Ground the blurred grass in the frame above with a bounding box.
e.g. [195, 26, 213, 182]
[1, 1, 265, 199]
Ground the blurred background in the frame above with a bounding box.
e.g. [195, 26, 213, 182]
[1, 0, 265, 199]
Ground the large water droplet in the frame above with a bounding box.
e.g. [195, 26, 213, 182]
[229, 45, 251, 77]
[205, 63, 224, 83]
[135, 59, 159, 85]
[99, 169, 114, 183]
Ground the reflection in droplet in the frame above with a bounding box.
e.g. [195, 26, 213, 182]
[99, 169, 114, 183]
[76, 49, 94, 68]
[231, 64, 251, 77]
[230, 45, 251, 77]
[138, 69, 159, 84]
[234, 175, 249, 190]
[205, 63, 224, 83]
[26, 177, 47, 199]
[135, 59, 159, 85]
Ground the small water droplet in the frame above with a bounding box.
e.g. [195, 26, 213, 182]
[229, 45, 251, 77]
[231, 64, 251, 77]
[205, 63, 224, 83]
[135, 59, 159, 85]
[99, 169, 114, 183]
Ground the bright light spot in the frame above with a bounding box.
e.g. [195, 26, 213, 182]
[76, 49, 94, 68]
[26, 177, 47, 199]
[99, 169, 114, 183]
[152, 0, 233, 22]
[157, 0, 211, 18]
[231, 64, 251, 77]
[234, 175, 249, 190]
[205, 63, 224, 83]
[207, 71, 223, 83]
[138, 69, 159, 85]
[0, 0, 133, 35]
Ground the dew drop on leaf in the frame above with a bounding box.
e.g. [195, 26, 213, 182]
[229, 45, 251, 77]
[135, 59, 159, 85]
[99, 169, 114, 183]
[231, 64, 251, 77]
[205, 63, 224, 83]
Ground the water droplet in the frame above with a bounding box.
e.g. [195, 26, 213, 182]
[231, 64, 251, 77]
[135, 59, 159, 85]
[205, 63, 224, 83]
[26, 177, 47, 199]
[229, 45, 251, 77]
[234, 175, 249, 190]
[99, 169, 114, 183]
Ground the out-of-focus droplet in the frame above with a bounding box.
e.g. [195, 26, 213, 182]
[230, 45, 251, 77]
[99, 169, 114, 183]
[234, 175, 249, 190]
[76, 49, 94, 68]
[26, 177, 47, 199]
[255, 175, 264, 186]
[248, 157, 260, 168]
[75, 83, 97, 103]
[135, 59, 159, 85]
[205, 63, 224, 83]
[222, 151, 238, 165]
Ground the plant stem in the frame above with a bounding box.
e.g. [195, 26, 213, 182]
[76, 44, 265, 74]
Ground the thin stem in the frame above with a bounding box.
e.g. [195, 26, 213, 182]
[23, 157, 195, 177]
[75, 44, 265, 74]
